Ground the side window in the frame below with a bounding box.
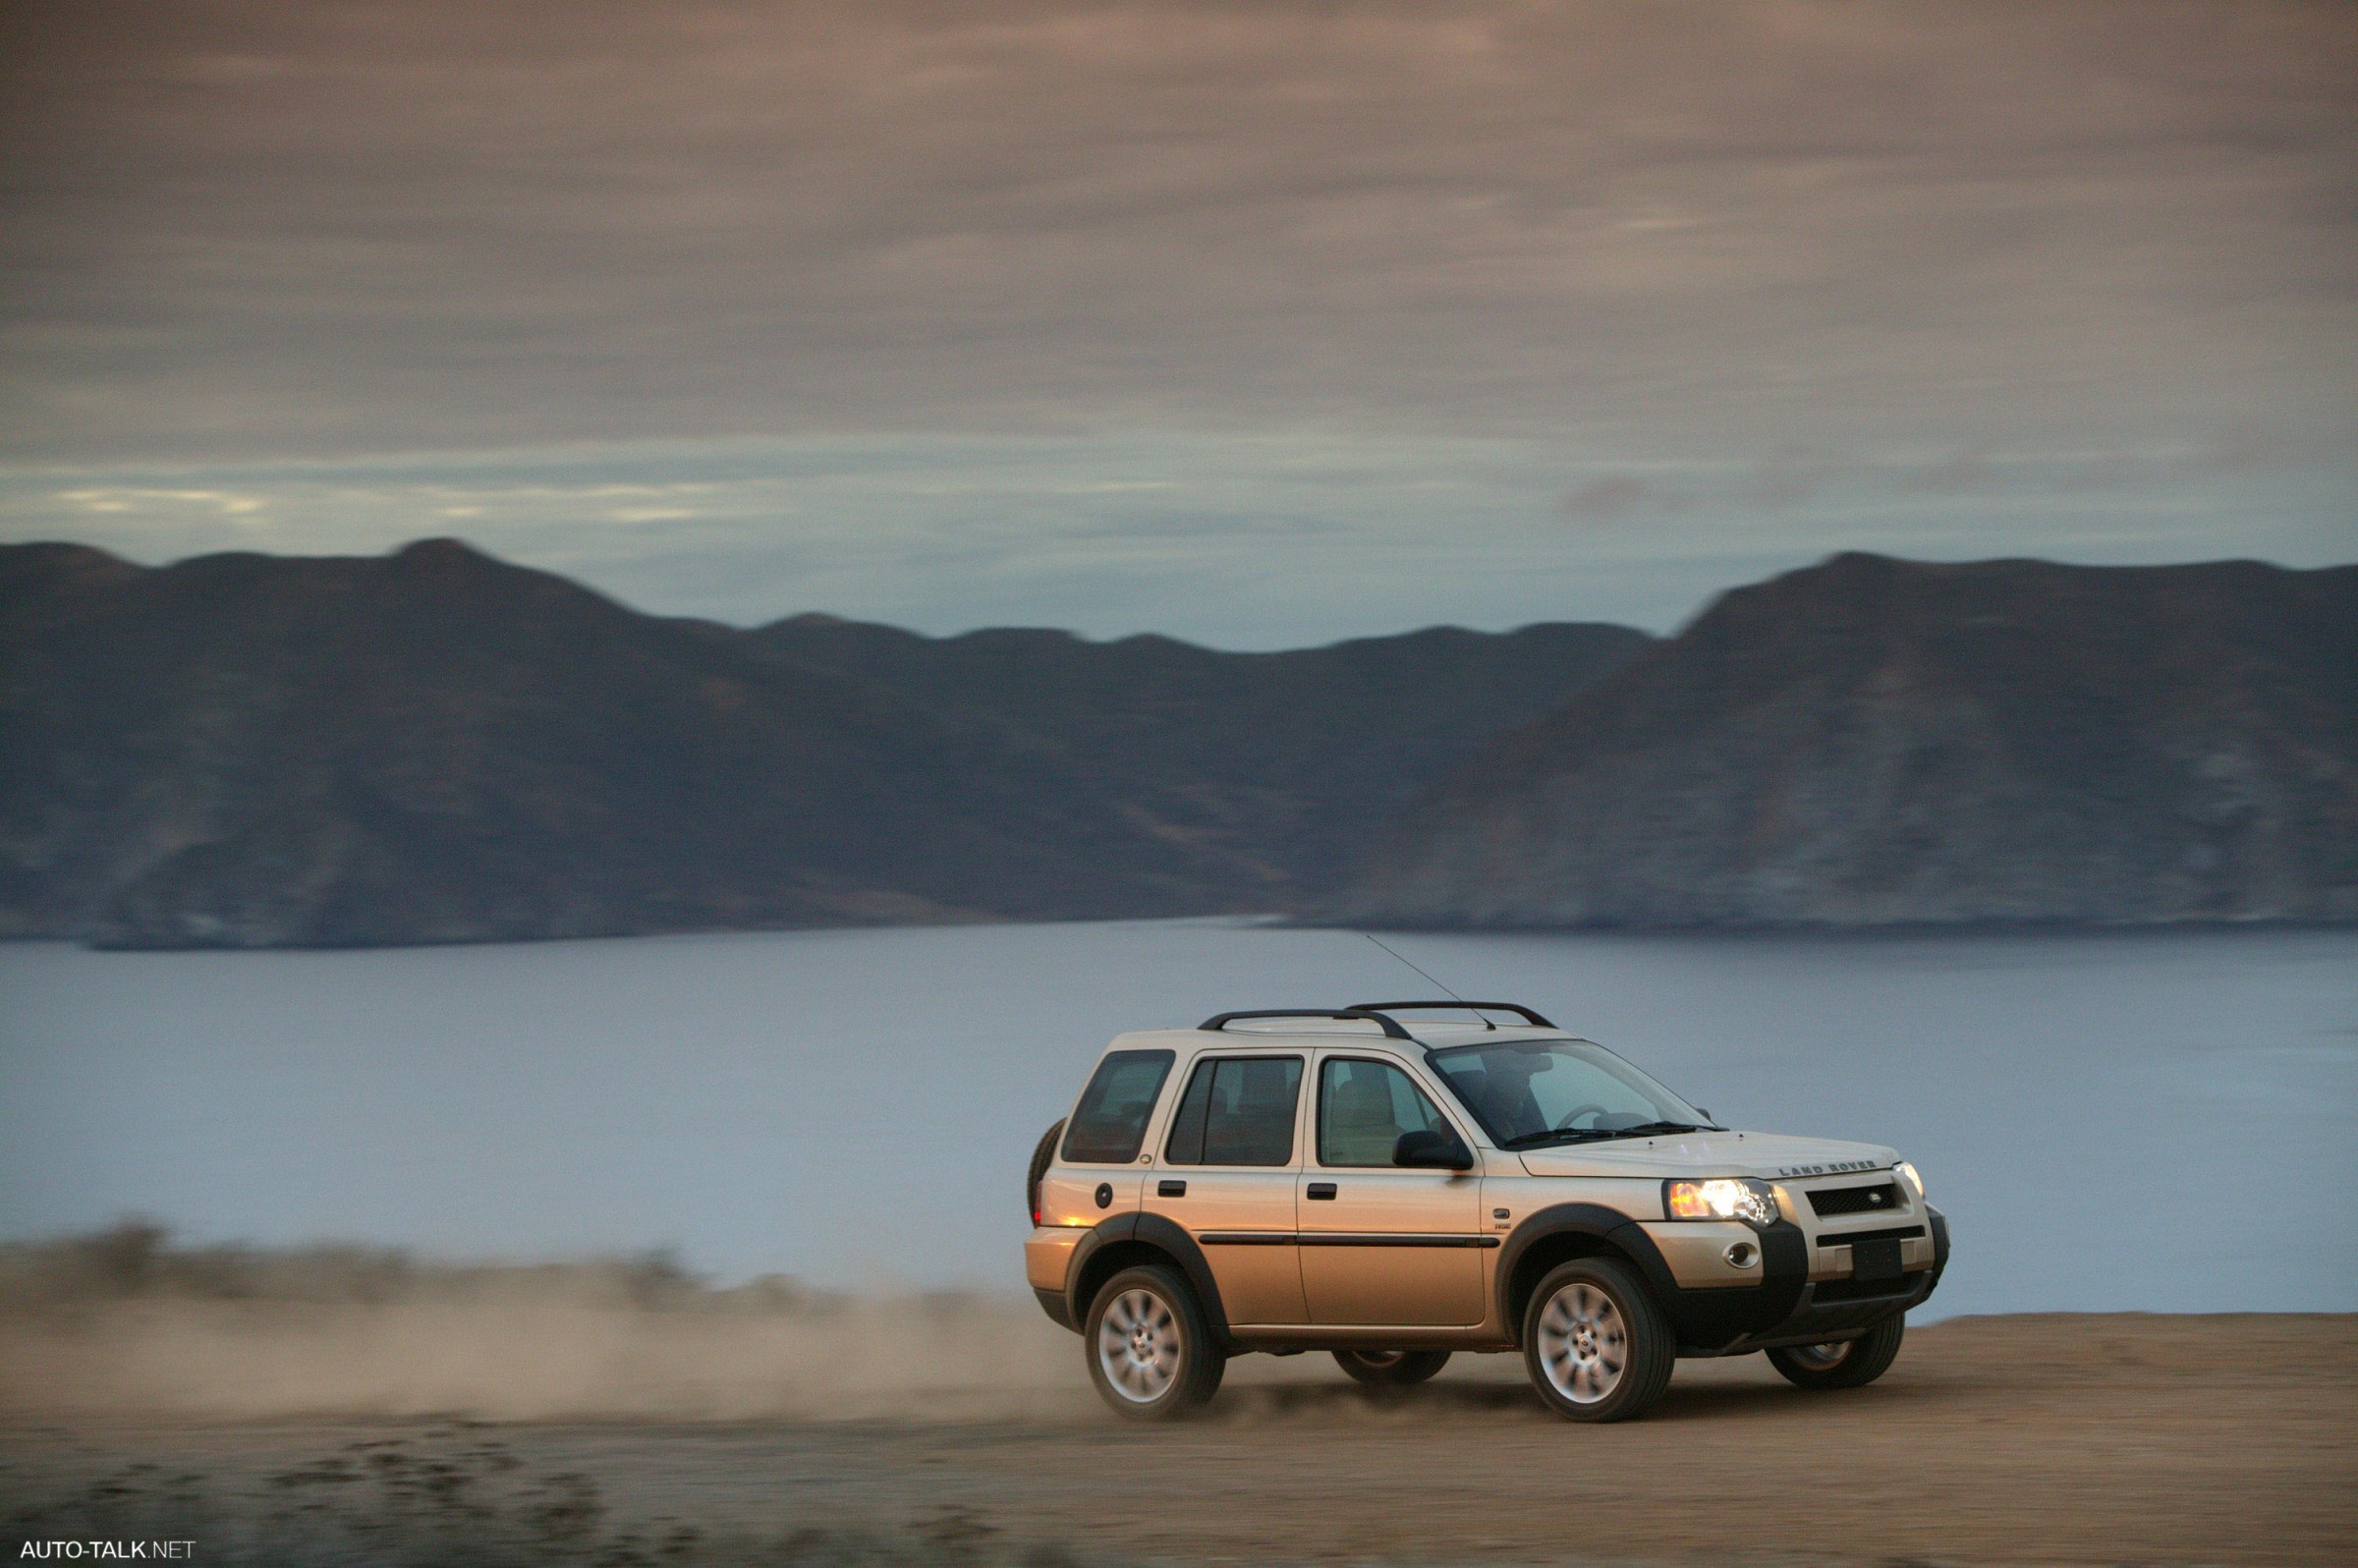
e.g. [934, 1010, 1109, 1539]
[1319, 1058, 1452, 1167]
[1164, 1055, 1304, 1166]
[1061, 1049, 1175, 1164]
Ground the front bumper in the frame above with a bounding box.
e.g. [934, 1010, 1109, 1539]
[1664, 1204, 1949, 1355]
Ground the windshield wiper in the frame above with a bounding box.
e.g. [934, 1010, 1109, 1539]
[1501, 1120, 1708, 1149]
[1498, 1129, 1617, 1149]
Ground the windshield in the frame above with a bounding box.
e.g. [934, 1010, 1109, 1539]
[1427, 1038, 1712, 1148]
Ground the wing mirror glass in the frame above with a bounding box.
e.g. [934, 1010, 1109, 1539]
[1393, 1128, 1474, 1170]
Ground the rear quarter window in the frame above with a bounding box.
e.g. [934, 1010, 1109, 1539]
[1060, 1049, 1176, 1164]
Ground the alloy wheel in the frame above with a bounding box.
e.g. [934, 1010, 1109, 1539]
[1095, 1287, 1182, 1403]
[1783, 1341, 1853, 1371]
[1535, 1280, 1628, 1404]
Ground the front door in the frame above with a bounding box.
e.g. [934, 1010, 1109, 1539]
[1297, 1054, 1485, 1326]
[1143, 1051, 1307, 1326]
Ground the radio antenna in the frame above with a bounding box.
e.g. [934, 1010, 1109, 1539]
[1361, 932, 1494, 1029]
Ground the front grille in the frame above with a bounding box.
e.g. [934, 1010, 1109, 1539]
[1808, 1181, 1903, 1217]
[1820, 1225, 1926, 1247]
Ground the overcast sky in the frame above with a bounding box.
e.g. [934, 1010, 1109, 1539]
[2, 0, 2351, 643]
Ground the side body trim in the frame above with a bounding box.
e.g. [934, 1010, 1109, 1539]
[1297, 1233, 1500, 1249]
[1198, 1231, 1500, 1249]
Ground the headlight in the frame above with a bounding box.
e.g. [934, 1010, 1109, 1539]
[1894, 1160, 1925, 1200]
[1663, 1177, 1779, 1227]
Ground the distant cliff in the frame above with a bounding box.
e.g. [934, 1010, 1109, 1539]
[755, 611, 1650, 904]
[0, 538, 1645, 947]
[9, 540, 2349, 946]
[1335, 553, 2358, 927]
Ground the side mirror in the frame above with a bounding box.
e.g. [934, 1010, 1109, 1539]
[1696, 1108, 1713, 1123]
[1393, 1128, 1474, 1171]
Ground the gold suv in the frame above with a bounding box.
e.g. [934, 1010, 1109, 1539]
[1025, 1002, 1948, 1422]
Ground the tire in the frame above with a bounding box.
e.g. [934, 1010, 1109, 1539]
[1767, 1315, 1905, 1389]
[1084, 1264, 1225, 1420]
[1521, 1257, 1675, 1423]
[1333, 1349, 1452, 1388]
[1027, 1118, 1065, 1224]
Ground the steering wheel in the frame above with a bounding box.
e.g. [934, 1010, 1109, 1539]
[1551, 1103, 1610, 1131]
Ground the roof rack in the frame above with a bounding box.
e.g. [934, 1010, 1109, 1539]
[1348, 999, 1557, 1030]
[1198, 1008, 1415, 1040]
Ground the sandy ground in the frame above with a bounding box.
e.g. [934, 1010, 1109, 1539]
[3, 1310, 2353, 1565]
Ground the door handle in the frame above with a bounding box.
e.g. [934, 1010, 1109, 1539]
[1307, 1182, 1337, 1201]
[1157, 1180, 1187, 1198]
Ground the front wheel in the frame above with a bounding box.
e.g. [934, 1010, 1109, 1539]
[1332, 1349, 1451, 1388]
[1084, 1264, 1225, 1420]
[1521, 1258, 1675, 1423]
[1767, 1315, 1905, 1389]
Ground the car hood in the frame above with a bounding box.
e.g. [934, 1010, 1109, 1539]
[1514, 1130, 1898, 1181]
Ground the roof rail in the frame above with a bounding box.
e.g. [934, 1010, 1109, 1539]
[1198, 1008, 1415, 1040]
[1348, 999, 1557, 1029]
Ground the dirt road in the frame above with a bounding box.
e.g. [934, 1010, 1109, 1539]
[5, 1313, 2352, 1565]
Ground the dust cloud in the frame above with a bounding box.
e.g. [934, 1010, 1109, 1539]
[0, 1225, 1091, 1422]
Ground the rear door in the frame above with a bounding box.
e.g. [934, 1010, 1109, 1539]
[1143, 1051, 1307, 1326]
[1297, 1053, 1486, 1326]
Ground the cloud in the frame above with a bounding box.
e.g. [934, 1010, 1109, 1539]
[0, 0, 2349, 471]
[1562, 476, 1650, 519]
[0, 3, 2348, 643]
[6, 428, 2345, 645]
[55, 486, 269, 517]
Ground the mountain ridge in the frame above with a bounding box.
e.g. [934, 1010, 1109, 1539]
[8, 539, 2349, 947]
[0, 537, 1648, 946]
[1335, 551, 2358, 928]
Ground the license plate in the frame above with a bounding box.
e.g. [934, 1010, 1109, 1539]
[1851, 1238, 1903, 1281]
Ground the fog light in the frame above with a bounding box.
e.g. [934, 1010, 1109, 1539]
[1723, 1241, 1759, 1268]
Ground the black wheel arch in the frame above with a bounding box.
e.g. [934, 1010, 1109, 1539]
[1501, 1203, 1822, 1353]
[1494, 1203, 1679, 1349]
[1065, 1211, 1233, 1347]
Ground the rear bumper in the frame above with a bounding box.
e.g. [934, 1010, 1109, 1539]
[1025, 1225, 1086, 1330]
[1667, 1205, 1948, 1355]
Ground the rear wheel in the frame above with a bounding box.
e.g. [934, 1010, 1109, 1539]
[1767, 1315, 1905, 1389]
[1332, 1349, 1451, 1387]
[1521, 1258, 1675, 1423]
[1085, 1264, 1224, 1420]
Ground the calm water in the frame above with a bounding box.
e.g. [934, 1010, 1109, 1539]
[2, 921, 2351, 1318]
